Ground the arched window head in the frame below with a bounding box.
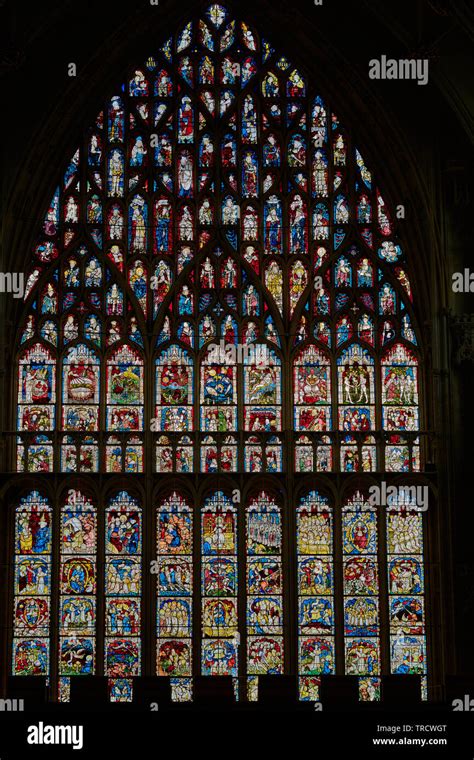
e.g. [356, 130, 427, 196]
[16, 3, 421, 474]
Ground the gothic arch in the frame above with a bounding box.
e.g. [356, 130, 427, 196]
[4, 2, 433, 703]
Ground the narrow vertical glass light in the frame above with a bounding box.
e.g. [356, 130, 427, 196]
[343, 491, 381, 701]
[297, 490, 334, 701]
[382, 344, 420, 472]
[58, 489, 97, 701]
[246, 491, 283, 701]
[17, 344, 56, 472]
[105, 491, 142, 702]
[387, 490, 426, 697]
[156, 492, 193, 702]
[201, 492, 238, 682]
[12, 492, 52, 677]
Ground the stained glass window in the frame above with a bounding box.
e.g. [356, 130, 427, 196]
[11, 2, 429, 703]
[16, 5, 422, 475]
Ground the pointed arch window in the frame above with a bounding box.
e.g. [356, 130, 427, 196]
[10, 2, 429, 703]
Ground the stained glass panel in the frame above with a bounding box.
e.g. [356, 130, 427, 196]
[201, 492, 238, 677]
[246, 491, 283, 699]
[157, 492, 193, 699]
[105, 491, 142, 698]
[12, 492, 52, 676]
[297, 491, 334, 700]
[11, 2, 429, 703]
[58, 490, 97, 698]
